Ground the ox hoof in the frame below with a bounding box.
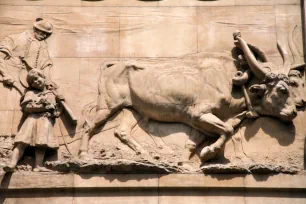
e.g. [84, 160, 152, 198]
[3, 165, 15, 173]
[78, 151, 92, 160]
[200, 146, 219, 162]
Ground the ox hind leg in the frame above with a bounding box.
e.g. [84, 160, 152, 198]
[114, 108, 147, 155]
[191, 112, 246, 162]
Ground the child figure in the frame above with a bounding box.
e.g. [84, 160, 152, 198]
[4, 69, 61, 172]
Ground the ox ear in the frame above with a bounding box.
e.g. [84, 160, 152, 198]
[249, 84, 266, 97]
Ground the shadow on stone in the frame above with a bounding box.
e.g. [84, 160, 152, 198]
[243, 117, 296, 146]
[79, 174, 158, 183]
[0, 172, 12, 189]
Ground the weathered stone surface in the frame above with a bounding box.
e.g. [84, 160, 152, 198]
[0, 0, 82, 6]
[82, 0, 159, 7]
[276, 5, 304, 58]
[159, 189, 245, 204]
[0, 5, 43, 41]
[158, 0, 235, 6]
[120, 7, 197, 57]
[201, 164, 300, 174]
[198, 6, 278, 56]
[1, 173, 306, 189]
[1, 173, 305, 203]
[236, 0, 300, 6]
[73, 191, 159, 204]
[43, 7, 120, 58]
[0, 4, 305, 204]
[45, 158, 188, 173]
[243, 192, 306, 204]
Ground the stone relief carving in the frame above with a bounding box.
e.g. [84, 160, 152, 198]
[0, 19, 77, 173]
[0, 18, 53, 91]
[0, 18, 304, 174]
[78, 29, 305, 168]
[3, 69, 63, 172]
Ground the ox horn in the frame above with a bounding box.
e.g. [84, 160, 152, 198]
[277, 41, 291, 74]
[289, 25, 305, 73]
[233, 31, 267, 80]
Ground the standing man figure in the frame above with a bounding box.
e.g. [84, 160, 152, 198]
[0, 18, 53, 88]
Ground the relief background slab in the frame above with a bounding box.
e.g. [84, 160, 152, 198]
[0, 0, 305, 179]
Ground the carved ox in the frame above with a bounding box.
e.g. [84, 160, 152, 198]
[79, 31, 305, 162]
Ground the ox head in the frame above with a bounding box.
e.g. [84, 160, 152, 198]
[248, 73, 297, 121]
[233, 30, 305, 122]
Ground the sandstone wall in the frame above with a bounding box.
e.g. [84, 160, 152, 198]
[0, 0, 305, 203]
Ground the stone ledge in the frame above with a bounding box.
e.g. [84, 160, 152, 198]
[1, 173, 305, 190]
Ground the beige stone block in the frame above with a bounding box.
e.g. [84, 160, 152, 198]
[244, 190, 306, 204]
[0, 6, 43, 39]
[276, 5, 304, 58]
[159, 0, 235, 6]
[0, 6, 42, 22]
[49, 58, 82, 118]
[0, 0, 44, 6]
[3, 197, 73, 204]
[82, 0, 159, 7]
[0, 111, 14, 136]
[50, 58, 81, 86]
[236, 0, 300, 6]
[43, 0, 82, 6]
[198, 6, 278, 56]
[159, 189, 245, 204]
[2, 190, 74, 204]
[244, 174, 306, 189]
[79, 58, 104, 92]
[43, 7, 119, 58]
[159, 174, 244, 188]
[79, 58, 108, 109]
[73, 190, 159, 204]
[120, 7, 197, 57]
[1, 173, 74, 189]
[0, 0, 82, 6]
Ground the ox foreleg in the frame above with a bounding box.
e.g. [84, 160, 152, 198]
[199, 111, 247, 162]
[114, 108, 147, 155]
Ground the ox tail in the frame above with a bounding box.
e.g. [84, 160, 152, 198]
[81, 101, 97, 124]
[81, 61, 118, 123]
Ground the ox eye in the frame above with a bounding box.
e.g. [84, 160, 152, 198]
[278, 87, 287, 94]
[290, 81, 298, 87]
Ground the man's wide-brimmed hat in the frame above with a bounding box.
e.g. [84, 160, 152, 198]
[33, 18, 53, 34]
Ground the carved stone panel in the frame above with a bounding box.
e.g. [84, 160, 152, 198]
[0, 0, 305, 182]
